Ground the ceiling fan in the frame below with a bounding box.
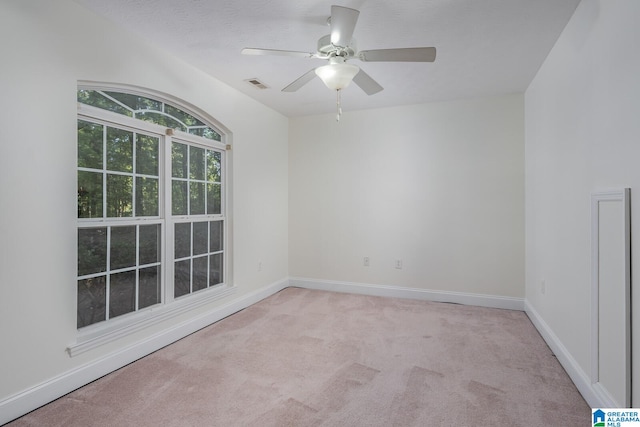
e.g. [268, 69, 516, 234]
[242, 5, 436, 117]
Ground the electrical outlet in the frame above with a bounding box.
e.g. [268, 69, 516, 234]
[395, 259, 403, 269]
[258, 260, 262, 272]
[363, 257, 370, 267]
[540, 279, 546, 294]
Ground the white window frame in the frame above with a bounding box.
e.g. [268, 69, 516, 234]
[69, 84, 234, 357]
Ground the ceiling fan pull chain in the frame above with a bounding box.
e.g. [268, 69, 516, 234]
[336, 89, 342, 122]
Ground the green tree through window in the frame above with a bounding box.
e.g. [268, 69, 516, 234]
[78, 90, 222, 141]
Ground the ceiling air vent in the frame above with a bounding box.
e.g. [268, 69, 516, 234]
[245, 78, 269, 90]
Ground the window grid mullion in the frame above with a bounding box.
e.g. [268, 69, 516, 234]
[135, 225, 140, 311]
[77, 271, 108, 281]
[132, 133, 137, 218]
[102, 126, 107, 219]
[165, 135, 174, 304]
[105, 226, 112, 321]
[204, 152, 209, 214]
[190, 223, 194, 294]
[102, 170, 135, 178]
[187, 145, 191, 216]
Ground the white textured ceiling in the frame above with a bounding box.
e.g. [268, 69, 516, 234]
[75, 0, 581, 118]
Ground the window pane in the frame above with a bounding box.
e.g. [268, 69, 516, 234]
[165, 104, 204, 127]
[193, 256, 208, 292]
[188, 128, 209, 139]
[174, 259, 191, 298]
[190, 182, 205, 215]
[188, 127, 221, 141]
[107, 174, 133, 217]
[210, 220, 223, 252]
[207, 183, 221, 215]
[171, 142, 188, 178]
[174, 222, 191, 259]
[109, 270, 136, 318]
[190, 146, 205, 180]
[78, 120, 103, 170]
[206, 150, 221, 183]
[78, 171, 103, 219]
[138, 111, 185, 131]
[110, 226, 136, 270]
[202, 128, 222, 142]
[172, 180, 188, 215]
[139, 224, 160, 265]
[139, 266, 160, 309]
[136, 134, 159, 176]
[105, 92, 162, 112]
[193, 221, 208, 255]
[106, 128, 133, 172]
[78, 228, 107, 276]
[78, 90, 132, 116]
[209, 253, 223, 286]
[136, 177, 159, 217]
[77, 276, 106, 328]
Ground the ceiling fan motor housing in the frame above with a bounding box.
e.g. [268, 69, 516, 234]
[317, 34, 357, 58]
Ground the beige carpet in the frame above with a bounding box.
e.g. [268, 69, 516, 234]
[9, 288, 589, 426]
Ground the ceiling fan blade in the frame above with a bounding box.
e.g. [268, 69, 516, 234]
[352, 69, 383, 95]
[330, 5, 359, 47]
[242, 48, 316, 58]
[359, 47, 437, 62]
[282, 68, 318, 92]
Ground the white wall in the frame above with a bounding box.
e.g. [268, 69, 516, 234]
[525, 0, 640, 406]
[289, 95, 524, 298]
[0, 0, 288, 419]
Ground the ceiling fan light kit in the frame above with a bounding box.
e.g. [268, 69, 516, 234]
[242, 4, 436, 120]
[315, 57, 360, 91]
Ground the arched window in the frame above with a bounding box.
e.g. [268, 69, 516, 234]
[74, 84, 232, 350]
[77, 89, 222, 141]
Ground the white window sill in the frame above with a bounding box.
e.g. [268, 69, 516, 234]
[67, 284, 236, 357]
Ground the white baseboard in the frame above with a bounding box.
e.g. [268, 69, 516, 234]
[289, 277, 525, 311]
[0, 278, 289, 426]
[524, 299, 600, 407]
